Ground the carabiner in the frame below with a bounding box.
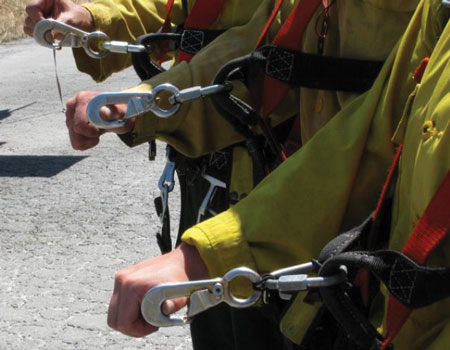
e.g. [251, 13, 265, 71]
[86, 91, 155, 129]
[141, 267, 262, 327]
[86, 84, 183, 129]
[34, 19, 110, 59]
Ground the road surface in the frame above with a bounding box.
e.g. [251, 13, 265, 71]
[0, 38, 191, 349]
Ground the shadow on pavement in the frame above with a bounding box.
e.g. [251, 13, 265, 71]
[0, 155, 88, 177]
[0, 102, 37, 122]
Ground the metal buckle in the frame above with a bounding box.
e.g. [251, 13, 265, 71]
[197, 171, 226, 223]
[158, 148, 176, 222]
[141, 267, 262, 327]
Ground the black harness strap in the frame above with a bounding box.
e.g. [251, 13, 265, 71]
[211, 48, 384, 185]
[321, 250, 450, 309]
[257, 45, 384, 92]
[132, 30, 225, 81]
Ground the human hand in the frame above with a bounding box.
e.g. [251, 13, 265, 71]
[24, 0, 94, 37]
[65, 91, 134, 151]
[108, 243, 209, 337]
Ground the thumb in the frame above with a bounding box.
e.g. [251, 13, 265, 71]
[98, 104, 135, 135]
[161, 297, 188, 315]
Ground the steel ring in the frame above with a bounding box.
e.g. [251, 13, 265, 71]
[222, 267, 262, 308]
[150, 84, 181, 118]
[83, 31, 110, 59]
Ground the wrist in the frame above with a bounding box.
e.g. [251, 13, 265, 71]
[178, 243, 209, 280]
[78, 5, 95, 32]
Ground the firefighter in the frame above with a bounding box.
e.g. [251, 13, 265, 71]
[105, 0, 449, 349]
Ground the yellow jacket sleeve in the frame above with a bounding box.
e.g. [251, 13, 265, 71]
[73, 0, 185, 81]
[73, 0, 275, 82]
[119, 0, 299, 157]
[183, 0, 446, 347]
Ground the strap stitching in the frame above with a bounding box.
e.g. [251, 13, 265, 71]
[389, 258, 417, 304]
[180, 30, 205, 54]
[266, 47, 295, 82]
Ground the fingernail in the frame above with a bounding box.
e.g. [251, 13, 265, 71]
[99, 106, 112, 120]
[162, 300, 175, 315]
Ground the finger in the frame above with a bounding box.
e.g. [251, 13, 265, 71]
[107, 271, 124, 330]
[161, 297, 188, 315]
[127, 318, 158, 338]
[72, 116, 99, 138]
[99, 105, 124, 121]
[98, 104, 135, 134]
[23, 17, 35, 37]
[112, 273, 157, 337]
[25, 0, 51, 22]
[65, 106, 99, 150]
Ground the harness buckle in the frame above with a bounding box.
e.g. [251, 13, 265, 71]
[197, 171, 226, 223]
[141, 267, 262, 327]
[158, 148, 176, 221]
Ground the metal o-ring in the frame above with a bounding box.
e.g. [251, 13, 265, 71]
[222, 267, 262, 308]
[84, 31, 110, 59]
[151, 84, 181, 118]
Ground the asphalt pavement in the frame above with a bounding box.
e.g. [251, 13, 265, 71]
[0, 38, 190, 349]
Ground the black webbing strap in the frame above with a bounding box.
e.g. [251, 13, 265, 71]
[180, 28, 225, 55]
[321, 250, 450, 309]
[257, 45, 384, 92]
[132, 30, 225, 81]
[310, 214, 450, 349]
[212, 54, 282, 185]
[154, 195, 172, 253]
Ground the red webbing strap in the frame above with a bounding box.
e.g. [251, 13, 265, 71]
[353, 145, 403, 308]
[158, 0, 176, 63]
[262, 0, 322, 117]
[178, 0, 227, 62]
[255, 0, 284, 49]
[162, 0, 176, 33]
[373, 145, 404, 220]
[381, 170, 450, 349]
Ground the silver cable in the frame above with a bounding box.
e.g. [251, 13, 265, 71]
[52, 47, 66, 113]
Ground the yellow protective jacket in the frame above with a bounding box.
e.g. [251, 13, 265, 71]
[74, 0, 417, 157]
[75, 0, 264, 82]
[182, 0, 450, 348]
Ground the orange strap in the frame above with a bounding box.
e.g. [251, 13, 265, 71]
[255, 0, 285, 49]
[162, 0, 176, 33]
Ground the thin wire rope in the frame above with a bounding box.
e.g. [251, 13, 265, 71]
[53, 47, 66, 113]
